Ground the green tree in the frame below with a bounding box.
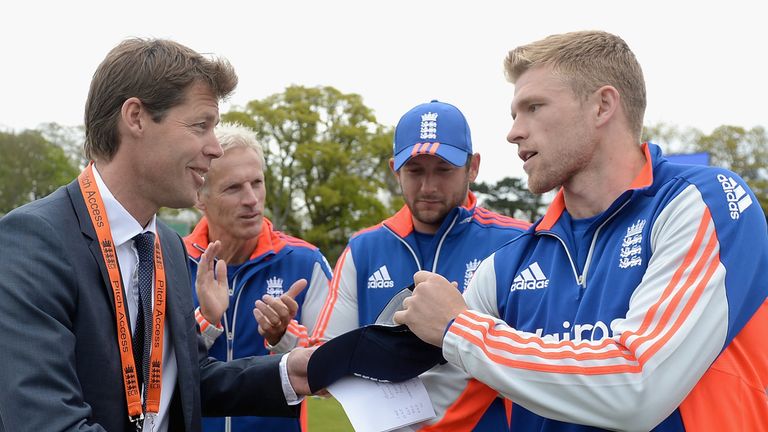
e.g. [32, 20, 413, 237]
[642, 122, 702, 154]
[644, 123, 768, 217]
[37, 122, 86, 168]
[223, 85, 399, 261]
[695, 125, 768, 216]
[0, 130, 79, 214]
[473, 177, 547, 222]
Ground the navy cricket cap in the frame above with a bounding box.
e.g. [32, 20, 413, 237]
[307, 324, 446, 394]
[393, 100, 473, 171]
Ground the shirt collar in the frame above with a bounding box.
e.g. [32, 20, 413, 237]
[92, 165, 157, 247]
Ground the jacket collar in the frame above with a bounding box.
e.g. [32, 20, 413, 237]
[383, 191, 477, 238]
[536, 143, 656, 232]
[184, 216, 286, 261]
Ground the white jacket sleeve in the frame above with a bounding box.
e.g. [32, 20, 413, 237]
[310, 246, 360, 343]
[299, 257, 333, 336]
[195, 306, 224, 350]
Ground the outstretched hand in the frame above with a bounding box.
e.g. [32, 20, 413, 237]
[195, 241, 229, 326]
[393, 270, 467, 346]
[253, 279, 307, 346]
[286, 346, 317, 396]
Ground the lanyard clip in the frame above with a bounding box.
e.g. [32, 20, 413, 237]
[130, 413, 144, 431]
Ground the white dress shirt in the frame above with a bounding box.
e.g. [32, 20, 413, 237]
[93, 167, 177, 432]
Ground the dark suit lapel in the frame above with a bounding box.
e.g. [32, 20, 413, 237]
[159, 223, 196, 431]
[67, 181, 118, 321]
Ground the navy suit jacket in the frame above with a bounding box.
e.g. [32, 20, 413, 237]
[0, 181, 296, 431]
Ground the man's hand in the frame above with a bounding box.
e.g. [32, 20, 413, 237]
[253, 279, 307, 346]
[393, 270, 468, 347]
[286, 346, 317, 396]
[195, 241, 229, 326]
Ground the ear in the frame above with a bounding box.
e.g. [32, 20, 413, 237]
[194, 190, 206, 212]
[594, 85, 620, 128]
[121, 97, 146, 137]
[467, 153, 481, 183]
[389, 158, 399, 179]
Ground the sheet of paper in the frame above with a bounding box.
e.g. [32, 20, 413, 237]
[328, 376, 436, 432]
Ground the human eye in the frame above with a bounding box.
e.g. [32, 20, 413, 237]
[182, 120, 209, 134]
[404, 166, 423, 175]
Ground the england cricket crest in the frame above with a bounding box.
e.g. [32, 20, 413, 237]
[463, 259, 482, 291]
[619, 219, 645, 269]
[266, 276, 284, 297]
[420, 112, 438, 140]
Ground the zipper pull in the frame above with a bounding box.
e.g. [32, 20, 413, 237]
[576, 275, 586, 301]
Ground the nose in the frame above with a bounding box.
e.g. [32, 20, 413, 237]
[420, 172, 439, 194]
[206, 134, 224, 159]
[507, 119, 526, 145]
[241, 183, 259, 206]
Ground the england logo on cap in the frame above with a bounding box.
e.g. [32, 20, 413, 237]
[393, 100, 473, 171]
[420, 112, 438, 140]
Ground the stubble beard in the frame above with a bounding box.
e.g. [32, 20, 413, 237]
[528, 133, 593, 195]
[411, 205, 450, 228]
[409, 185, 469, 228]
[527, 166, 563, 195]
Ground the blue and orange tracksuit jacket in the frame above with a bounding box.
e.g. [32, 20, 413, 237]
[313, 192, 530, 430]
[185, 217, 332, 432]
[440, 143, 768, 431]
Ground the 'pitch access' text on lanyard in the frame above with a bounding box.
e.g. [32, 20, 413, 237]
[78, 163, 167, 428]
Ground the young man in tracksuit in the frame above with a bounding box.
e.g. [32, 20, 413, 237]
[311, 100, 531, 430]
[186, 123, 332, 432]
[394, 31, 768, 431]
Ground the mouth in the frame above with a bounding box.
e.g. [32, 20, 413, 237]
[518, 150, 537, 163]
[416, 199, 443, 208]
[189, 166, 208, 184]
[240, 212, 262, 220]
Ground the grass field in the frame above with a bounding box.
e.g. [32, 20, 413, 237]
[306, 396, 354, 431]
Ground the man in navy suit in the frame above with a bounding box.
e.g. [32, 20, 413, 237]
[0, 38, 312, 431]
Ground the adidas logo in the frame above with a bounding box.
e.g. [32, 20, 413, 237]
[367, 265, 395, 289]
[511, 262, 550, 292]
[717, 174, 753, 220]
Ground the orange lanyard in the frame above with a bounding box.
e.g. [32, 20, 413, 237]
[78, 163, 167, 424]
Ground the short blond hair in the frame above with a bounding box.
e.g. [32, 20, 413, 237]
[504, 30, 646, 140]
[215, 122, 266, 167]
[199, 122, 266, 194]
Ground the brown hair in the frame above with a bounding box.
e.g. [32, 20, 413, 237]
[505, 31, 646, 140]
[84, 38, 238, 160]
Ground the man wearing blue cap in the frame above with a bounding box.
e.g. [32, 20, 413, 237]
[311, 100, 530, 430]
